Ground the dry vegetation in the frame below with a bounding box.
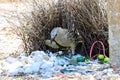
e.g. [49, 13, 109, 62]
[10, 0, 108, 56]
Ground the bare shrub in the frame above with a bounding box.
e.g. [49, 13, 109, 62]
[10, 0, 108, 56]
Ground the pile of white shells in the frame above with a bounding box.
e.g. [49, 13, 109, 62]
[0, 50, 119, 79]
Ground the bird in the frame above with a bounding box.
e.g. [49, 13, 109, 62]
[50, 27, 79, 57]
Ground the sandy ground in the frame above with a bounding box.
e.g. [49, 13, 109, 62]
[0, 3, 24, 59]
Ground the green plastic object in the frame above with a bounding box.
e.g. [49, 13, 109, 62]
[77, 57, 85, 62]
[86, 61, 90, 64]
[16, 77, 23, 80]
[104, 57, 110, 63]
[97, 54, 104, 61]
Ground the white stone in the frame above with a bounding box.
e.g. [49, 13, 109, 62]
[6, 57, 18, 64]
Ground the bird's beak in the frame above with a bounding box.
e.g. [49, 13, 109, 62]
[51, 34, 57, 43]
[50, 38, 54, 43]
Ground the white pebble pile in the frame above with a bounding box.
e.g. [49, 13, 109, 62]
[0, 51, 69, 78]
[0, 50, 119, 79]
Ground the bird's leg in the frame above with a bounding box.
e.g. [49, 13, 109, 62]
[70, 44, 76, 58]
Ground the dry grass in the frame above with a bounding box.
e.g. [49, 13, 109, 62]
[9, 0, 108, 56]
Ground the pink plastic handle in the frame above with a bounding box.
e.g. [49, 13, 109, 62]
[90, 41, 107, 58]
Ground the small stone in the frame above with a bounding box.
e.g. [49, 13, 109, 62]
[7, 77, 15, 80]
[89, 64, 100, 70]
